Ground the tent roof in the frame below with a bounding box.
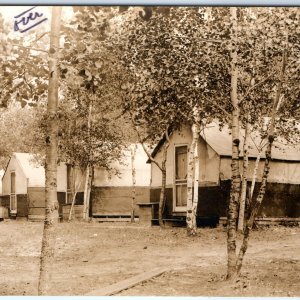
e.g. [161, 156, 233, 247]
[14, 153, 45, 187]
[201, 122, 300, 161]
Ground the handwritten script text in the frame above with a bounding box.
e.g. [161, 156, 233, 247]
[14, 7, 47, 33]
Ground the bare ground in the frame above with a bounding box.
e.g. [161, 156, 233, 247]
[0, 219, 299, 296]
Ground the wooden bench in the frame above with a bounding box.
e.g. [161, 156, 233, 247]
[137, 202, 159, 226]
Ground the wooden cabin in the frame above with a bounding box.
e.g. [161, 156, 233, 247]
[67, 144, 151, 218]
[0, 145, 151, 221]
[0, 153, 67, 220]
[149, 123, 300, 224]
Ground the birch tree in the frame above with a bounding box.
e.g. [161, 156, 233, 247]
[226, 7, 300, 279]
[226, 7, 241, 279]
[38, 6, 62, 295]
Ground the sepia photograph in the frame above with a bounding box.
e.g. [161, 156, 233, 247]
[0, 4, 299, 296]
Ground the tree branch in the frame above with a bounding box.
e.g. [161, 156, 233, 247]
[32, 32, 50, 44]
[129, 111, 163, 172]
[10, 43, 48, 53]
[240, 71, 276, 104]
[204, 97, 230, 117]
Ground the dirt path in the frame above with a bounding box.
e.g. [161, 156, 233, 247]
[0, 220, 299, 296]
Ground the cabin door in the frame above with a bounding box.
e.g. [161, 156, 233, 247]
[10, 171, 17, 215]
[174, 145, 188, 212]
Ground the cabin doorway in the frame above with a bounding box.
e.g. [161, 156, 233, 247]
[174, 145, 188, 212]
[10, 171, 17, 215]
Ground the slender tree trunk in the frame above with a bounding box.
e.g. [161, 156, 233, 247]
[158, 130, 170, 227]
[83, 163, 92, 221]
[38, 7, 62, 295]
[186, 125, 196, 235]
[68, 169, 84, 222]
[82, 100, 92, 221]
[68, 191, 78, 222]
[227, 6, 240, 280]
[238, 121, 250, 232]
[236, 139, 273, 275]
[191, 128, 200, 233]
[130, 144, 137, 222]
[235, 46, 287, 277]
[187, 120, 201, 236]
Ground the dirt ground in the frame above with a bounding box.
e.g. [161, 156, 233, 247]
[0, 219, 299, 296]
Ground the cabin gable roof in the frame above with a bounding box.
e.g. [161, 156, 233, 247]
[2, 153, 45, 187]
[148, 122, 300, 163]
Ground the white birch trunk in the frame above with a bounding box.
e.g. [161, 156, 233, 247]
[187, 105, 201, 236]
[186, 127, 196, 236]
[235, 44, 287, 277]
[237, 122, 250, 232]
[227, 6, 240, 280]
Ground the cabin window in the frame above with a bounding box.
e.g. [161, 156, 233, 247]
[174, 145, 188, 210]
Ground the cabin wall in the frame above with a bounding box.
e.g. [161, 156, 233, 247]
[27, 188, 66, 218]
[27, 187, 45, 218]
[150, 181, 300, 219]
[0, 195, 10, 210]
[2, 157, 27, 195]
[254, 182, 300, 218]
[151, 125, 220, 188]
[0, 194, 28, 217]
[57, 163, 67, 192]
[90, 145, 151, 216]
[150, 181, 300, 218]
[71, 167, 86, 192]
[150, 180, 230, 218]
[220, 158, 300, 184]
[92, 186, 150, 216]
[16, 194, 28, 217]
[93, 145, 151, 187]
